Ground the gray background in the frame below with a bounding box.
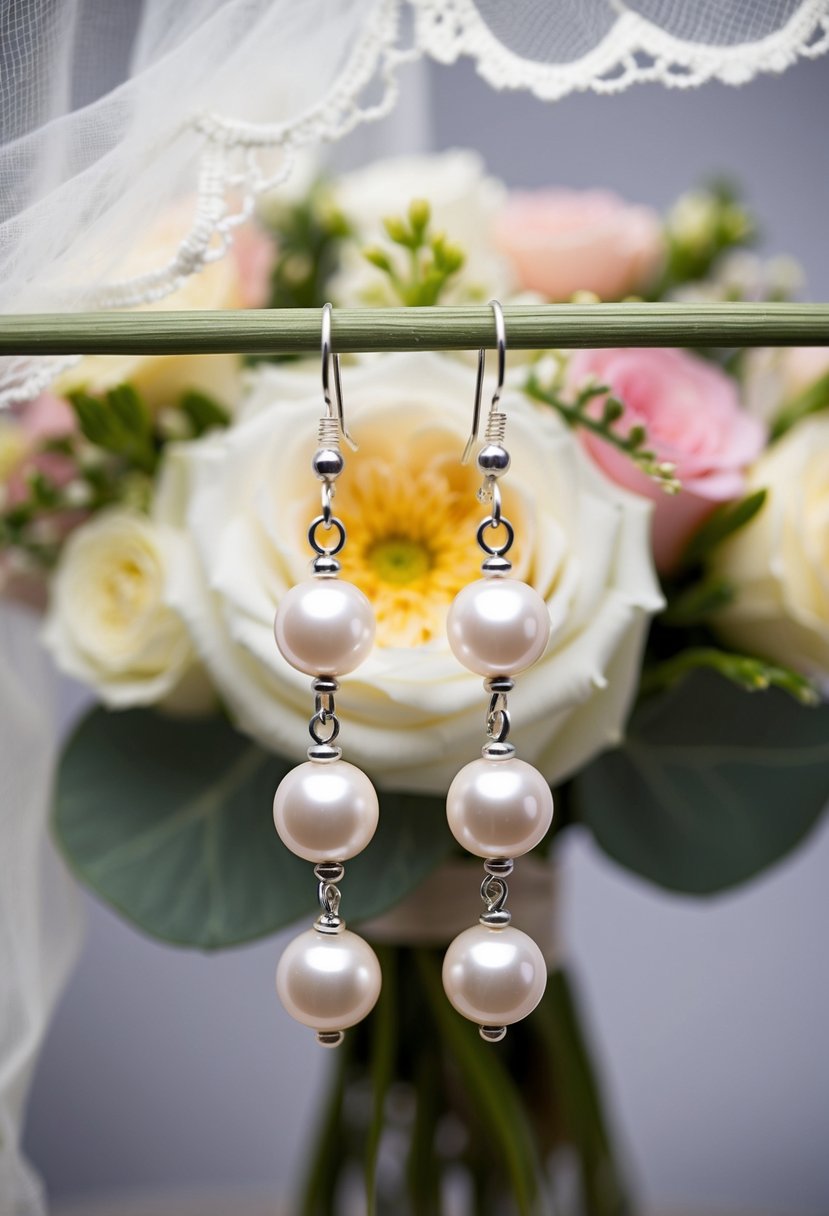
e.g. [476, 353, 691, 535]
[24, 52, 829, 1216]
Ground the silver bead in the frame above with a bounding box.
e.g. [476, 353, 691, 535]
[311, 554, 341, 577]
[476, 444, 510, 477]
[312, 448, 344, 481]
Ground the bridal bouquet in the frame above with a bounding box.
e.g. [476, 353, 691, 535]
[3, 152, 827, 1215]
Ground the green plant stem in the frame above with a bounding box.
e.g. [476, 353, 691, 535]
[1, 303, 828, 355]
[299, 1031, 353, 1216]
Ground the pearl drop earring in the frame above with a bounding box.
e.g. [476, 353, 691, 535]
[272, 304, 381, 1048]
[443, 301, 553, 1042]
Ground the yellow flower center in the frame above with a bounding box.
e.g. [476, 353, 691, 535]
[369, 536, 433, 584]
[100, 555, 154, 630]
[332, 447, 523, 648]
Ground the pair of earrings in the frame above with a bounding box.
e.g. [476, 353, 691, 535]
[273, 303, 553, 1047]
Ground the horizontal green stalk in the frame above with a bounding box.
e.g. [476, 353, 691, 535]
[1, 302, 828, 356]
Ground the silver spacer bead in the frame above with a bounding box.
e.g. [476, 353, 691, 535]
[476, 444, 511, 477]
[484, 676, 514, 695]
[483, 858, 514, 878]
[314, 861, 345, 883]
[307, 743, 343, 762]
[481, 741, 516, 760]
[312, 448, 345, 481]
[317, 1030, 345, 1049]
[480, 908, 512, 928]
[479, 1025, 507, 1043]
[311, 676, 340, 695]
[311, 554, 341, 577]
[481, 554, 512, 577]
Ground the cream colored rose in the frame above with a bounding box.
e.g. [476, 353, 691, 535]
[712, 415, 829, 684]
[743, 346, 829, 425]
[330, 151, 513, 305]
[156, 353, 662, 793]
[42, 510, 197, 707]
[53, 205, 272, 411]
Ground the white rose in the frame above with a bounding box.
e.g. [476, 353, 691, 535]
[156, 352, 662, 793]
[330, 150, 514, 305]
[712, 415, 829, 685]
[42, 510, 198, 708]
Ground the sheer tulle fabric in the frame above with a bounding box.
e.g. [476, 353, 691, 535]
[0, 0, 827, 405]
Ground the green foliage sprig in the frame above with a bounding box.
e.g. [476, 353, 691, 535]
[261, 180, 351, 313]
[657, 179, 756, 296]
[640, 646, 819, 705]
[524, 370, 681, 494]
[363, 199, 466, 306]
[0, 383, 229, 568]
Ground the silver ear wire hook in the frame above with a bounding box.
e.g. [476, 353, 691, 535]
[321, 302, 357, 451]
[462, 300, 506, 464]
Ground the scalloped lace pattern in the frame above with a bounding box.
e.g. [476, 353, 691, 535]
[414, 0, 829, 97]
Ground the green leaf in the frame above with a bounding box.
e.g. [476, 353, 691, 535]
[571, 670, 829, 895]
[179, 389, 231, 435]
[53, 707, 452, 949]
[680, 488, 767, 565]
[660, 576, 735, 625]
[414, 950, 545, 1216]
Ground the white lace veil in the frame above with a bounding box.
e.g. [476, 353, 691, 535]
[1, 2, 827, 1211]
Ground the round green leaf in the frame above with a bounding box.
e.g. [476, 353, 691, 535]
[571, 671, 829, 894]
[53, 708, 451, 949]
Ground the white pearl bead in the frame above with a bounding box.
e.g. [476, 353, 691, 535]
[273, 760, 379, 862]
[276, 928, 381, 1032]
[443, 924, 546, 1026]
[447, 579, 550, 676]
[447, 757, 553, 859]
[274, 578, 375, 676]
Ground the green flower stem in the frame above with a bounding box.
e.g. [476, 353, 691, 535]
[299, 1030, 353, 1216]
[640, 646, 819, 704]
[531, 972, 632, 1216]
[1, 302, 827, 355]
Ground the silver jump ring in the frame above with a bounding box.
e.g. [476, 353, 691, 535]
[309, 709, 341, 746]
[476, 515, 514, 557]
[308, 515, 346, 556]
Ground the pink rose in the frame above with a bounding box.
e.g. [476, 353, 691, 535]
[231, 222, 276, 309]
[1, 392, 82, 611]
[5, 392, 77, 508]
[492, 189, 664, 301]
[568, 348, 766, 573]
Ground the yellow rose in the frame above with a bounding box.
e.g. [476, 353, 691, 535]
[713, 415, 829, 684]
